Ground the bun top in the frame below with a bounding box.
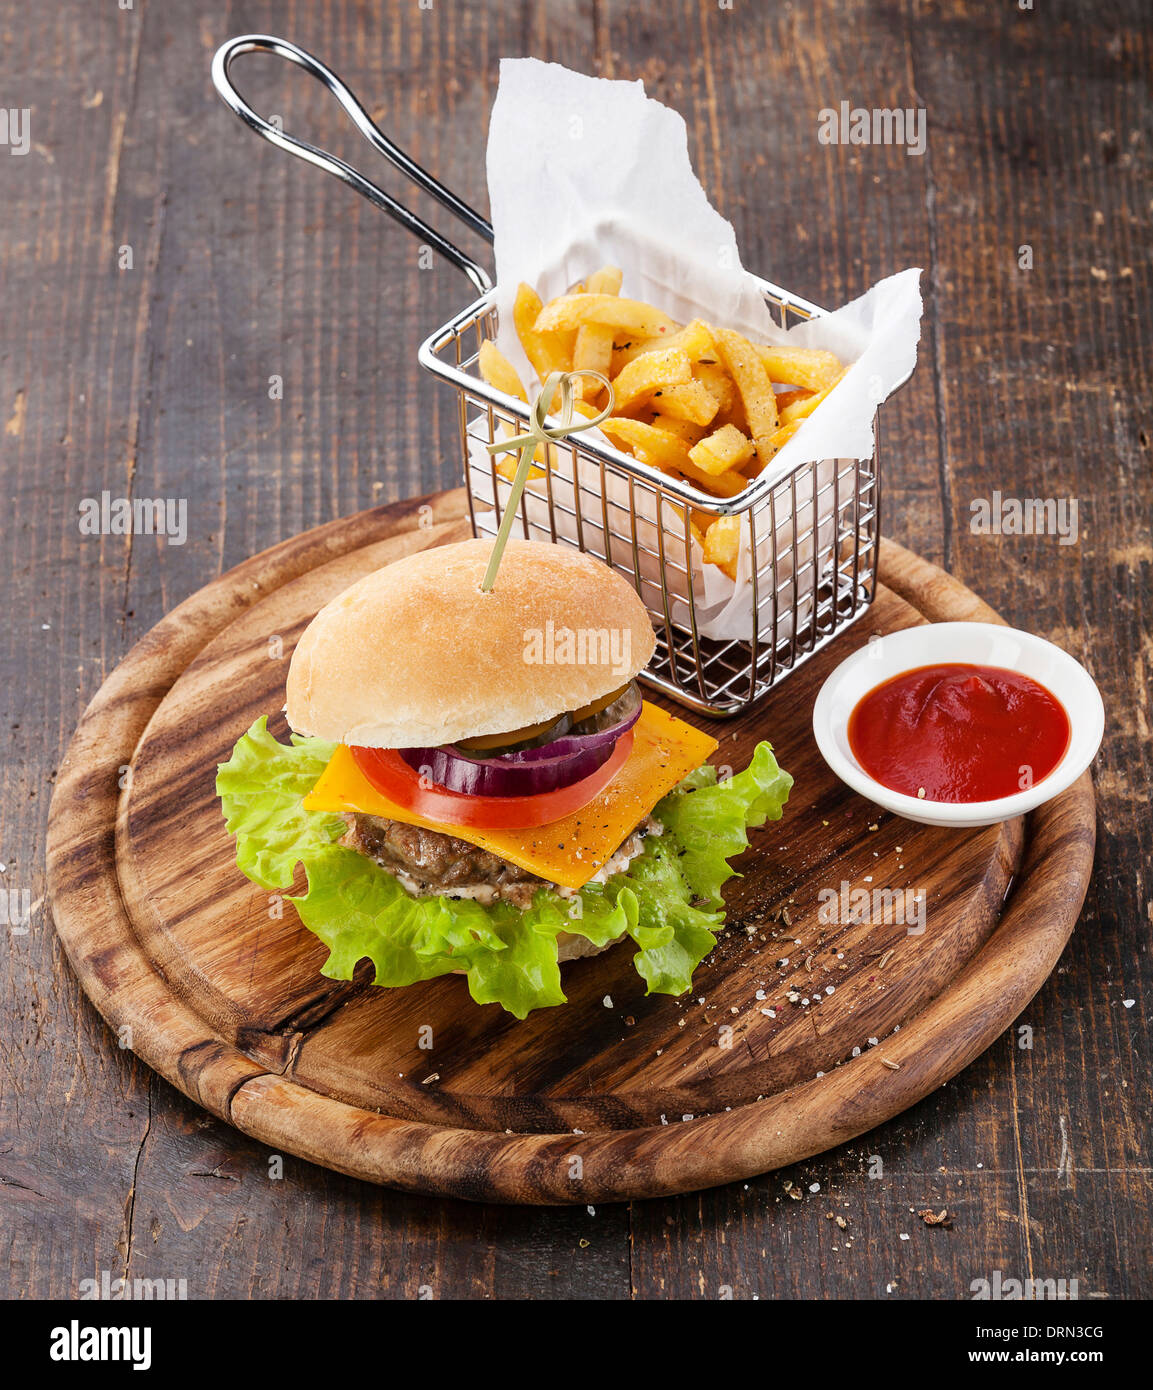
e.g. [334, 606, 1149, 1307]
[285, 539, 656, 749]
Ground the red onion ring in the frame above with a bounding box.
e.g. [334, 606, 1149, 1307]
[496, 696, 642, 763]
[398, 737, 616, 798]
[398, 688, 643, 796]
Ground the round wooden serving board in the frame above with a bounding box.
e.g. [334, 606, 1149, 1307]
[47, 489, 1095, 1204]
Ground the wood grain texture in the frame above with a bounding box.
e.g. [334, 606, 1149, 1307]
[46, 491, 1094, 1204]
[2, 0, 1148, 1296]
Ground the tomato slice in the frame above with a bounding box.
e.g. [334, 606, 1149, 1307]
[350, 730, 635, 831]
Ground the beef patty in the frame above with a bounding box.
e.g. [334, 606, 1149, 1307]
[342, 813, 546, 908]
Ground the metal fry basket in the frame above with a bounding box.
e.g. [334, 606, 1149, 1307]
[214, 35, 880, 718]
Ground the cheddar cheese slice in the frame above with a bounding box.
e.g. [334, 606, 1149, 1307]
[302, 701, 718, 890]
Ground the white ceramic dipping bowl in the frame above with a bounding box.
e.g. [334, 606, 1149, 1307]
[811, 621, 1104, 827]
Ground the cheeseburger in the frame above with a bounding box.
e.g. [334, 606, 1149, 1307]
[218, 538, 791, 1018]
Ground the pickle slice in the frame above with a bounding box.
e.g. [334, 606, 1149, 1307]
[453, 711, 573, 757]
[570, 682, 630, 725]
[450, 681, 641, 760]
[569, 681, 641, 736]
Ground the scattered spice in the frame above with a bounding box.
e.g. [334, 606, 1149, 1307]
[919, 1208, 953, 1228]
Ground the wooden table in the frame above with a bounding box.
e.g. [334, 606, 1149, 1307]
[2, 0, 1148, 1300]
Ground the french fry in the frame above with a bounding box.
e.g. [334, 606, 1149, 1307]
[754, 344, 843, 392]
[610, 346, 692, 411]
[772, 387, 812, 414]
[600, 418, 718, 489]
[600, 416, 689, 469]
[689, 509, 715, 544]
[742, 419, 803, 477]
[630, 449, 746, 499]
[573, 321, 614, 396]
[478, 340, 528, 402]
[713, 326, 780, 468]
[610, 318, 715, 374]
[533, 293, 678, 338]
[650, 379, 719, 426]
[693, 360, 736, 415]
[513, 281, 546, 360]
[769, 419, 803, 449]
[688, 423, 756, 476]
[610, 337, 655, 376]
[679, 461, 748, 497]
[702, 515, 741, 580]
[573, 266, 624, 397]
[715, 394, 749, 435]
[514, 282, 574, 381]
[496, 455, 547, 482]
[648, 414, 707, 446]
[778, 367, 847, 425]
[660, 318, 717, 363]
[601, 418, 749, 498]
[587, 265, 623, 296]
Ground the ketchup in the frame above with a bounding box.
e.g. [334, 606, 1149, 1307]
[847, 663, 1071, 803]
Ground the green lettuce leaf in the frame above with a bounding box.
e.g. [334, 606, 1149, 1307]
[654, 741, 795, 907]
[215, 716, 345, 889]
[289, 845, 465, 987]
[217, 717, 792, 1017]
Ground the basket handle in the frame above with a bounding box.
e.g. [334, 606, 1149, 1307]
[211, 34, 494, 295]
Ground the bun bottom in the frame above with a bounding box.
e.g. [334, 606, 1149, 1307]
[556, 930, 627, 963]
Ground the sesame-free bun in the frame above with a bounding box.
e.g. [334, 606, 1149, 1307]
[556, 930, 626, 963]
[285, 539, 656, 749]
